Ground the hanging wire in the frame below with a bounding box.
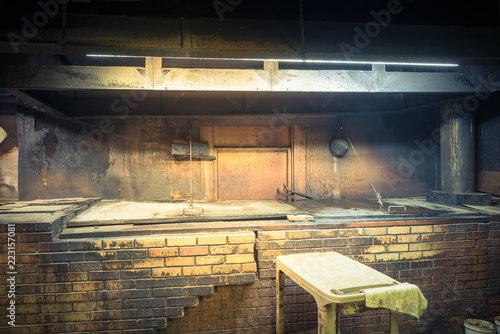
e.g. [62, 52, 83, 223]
[340, 122, 384, 211]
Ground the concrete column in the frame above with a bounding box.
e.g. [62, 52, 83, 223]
[440, 103, 475, 193]
[427, 103, 490, 205]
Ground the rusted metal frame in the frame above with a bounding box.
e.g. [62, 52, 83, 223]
[214, 147, 292, 201]
[283, 184, 313, 199]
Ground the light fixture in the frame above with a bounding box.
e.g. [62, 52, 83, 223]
[86, 54, 459, 67]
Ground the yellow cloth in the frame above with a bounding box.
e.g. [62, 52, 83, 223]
[363, 283, 428, 319]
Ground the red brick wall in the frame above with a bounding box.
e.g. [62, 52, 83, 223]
[1, 218, 499, 334]
[169, 220, 500, 334]
[0, 228, 256, 333]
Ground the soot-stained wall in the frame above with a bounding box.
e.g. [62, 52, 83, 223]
[17, 104, 439, 201]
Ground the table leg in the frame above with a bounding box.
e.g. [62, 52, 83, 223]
[390, 311, 399, 334]
[317, 303, 338, 334]
[276, 269, 285, 334]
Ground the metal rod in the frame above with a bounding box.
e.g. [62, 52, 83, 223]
[341, 123, 384, 210]
[189, 134, 193, 208]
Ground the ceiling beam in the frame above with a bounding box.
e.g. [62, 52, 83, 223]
[5, 89, 67, 118]
[0, 57, 498, 93]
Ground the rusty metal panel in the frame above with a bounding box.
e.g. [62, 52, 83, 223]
[216, 148, 290, 200]
[214, 126, 290, 148]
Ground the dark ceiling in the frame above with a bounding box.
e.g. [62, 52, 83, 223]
[1, 0, 498, 26]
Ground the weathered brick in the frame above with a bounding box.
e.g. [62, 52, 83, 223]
[167, 296, 198, 307]
[422, 250, 444, 258]
[226, 254, 255, 264]
[166, 236, 197, 247]
[56, 293, 88, 303]
[258, 231, 286, 240]
[212, 264, 242, 275]
[179, 246, 209, 256]
[165, 257, 194, 267]
[135, 298, 167, 308]
[182, 266, 212, 276]
[69, 241, 102, 251]
[22, 294, 55, 304]
[117, 250, 148, 259]
[152, 287, 182, 297]
[103, 239, 134, 249]
[287, 230, 313, 239]
[197, 234, 228, 245]
[361, 227, 387, 236]
[40, 302, 72, 313]
[37, 242, 69, 252]
[136, 279, 167, 288]
[122, 289, 152, 299]
[57, 272, 88, 282]
[400, 251, 423, 260]
[411, 226, 433, 233]
[105, 280, 135, 290]
[121, 269, 151, 279]
[149, 248, 179, 257]
[395, 234, 421, 244]
[16, 304, 40, 314]
[86, 251, 117, 261]
[73, 282, 104, 292]
[209, 245, 238, 255]
[38, 263, 68, 273]
[103, 260, 133, 270]
[70, 301, 104, 312]
[374, 236, 395, 245]
[242, 263, 258, 272]
[59, 312, 91, 322]
[152, 268, 182, 278]
[52, 252, 85, 262]
[468, 231, 489, 239]
[363, 245, 385, 254]
[387, 244, 408, 252]
[134, 238, 166, 248]
[19, 233, 51, 243]
[409, 243, 432, 251]
[375, 253, 399, 262]
[89, 271, 120, 280]
[444, 232, 466, 241]
[388, 226, 410, 234]
[70, 261, 103, 271]
[195, 255, 224, 265]
[134, 258, 164, 268]
[183, 286, 214, 296]
[228, 233, 255, 244]
[434, 225, 457, 233]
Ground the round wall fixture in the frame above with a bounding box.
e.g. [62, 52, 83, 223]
[330, 138, 349, 157]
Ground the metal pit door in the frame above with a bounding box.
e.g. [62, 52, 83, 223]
[216, 148, 291, 200]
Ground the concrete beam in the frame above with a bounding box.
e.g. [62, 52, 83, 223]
[1, 59, 498, 93]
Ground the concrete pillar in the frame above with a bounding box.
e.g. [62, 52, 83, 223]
[440, 103, 475, 193]
[427, 103, 490, 205]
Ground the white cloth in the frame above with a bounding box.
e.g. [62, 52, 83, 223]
[364, 283, 428, 319]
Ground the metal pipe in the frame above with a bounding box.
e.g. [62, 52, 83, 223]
[440, 103, 475, 193]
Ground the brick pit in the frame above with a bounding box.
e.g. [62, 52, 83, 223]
[1, 204, 499, 333]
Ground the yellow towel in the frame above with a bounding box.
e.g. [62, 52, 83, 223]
[363, 283, 428, 319]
